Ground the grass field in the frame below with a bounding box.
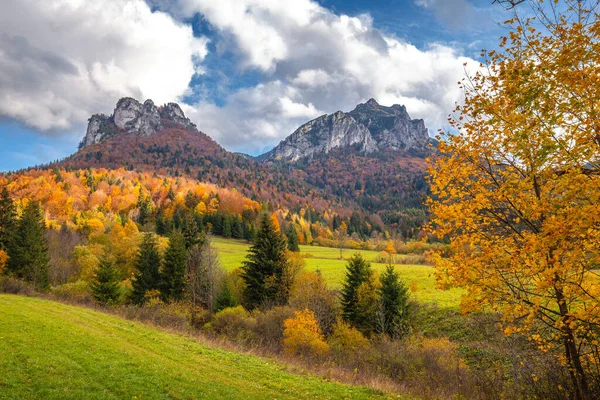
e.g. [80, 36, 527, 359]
[0, 294, 395, 400]
[212, 238, 462, 308]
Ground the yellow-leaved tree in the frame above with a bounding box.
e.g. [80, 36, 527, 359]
[0, 249, 8, 275]
[429, 1, 600, 398]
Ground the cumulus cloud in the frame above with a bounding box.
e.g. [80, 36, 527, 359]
[161, 0, 479, 153]
[0, 0, 207, 131]
[2, 0, 481, 156]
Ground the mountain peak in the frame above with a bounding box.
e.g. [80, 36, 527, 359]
[79, 98, 196, 149]
[262, 100, 430, 162]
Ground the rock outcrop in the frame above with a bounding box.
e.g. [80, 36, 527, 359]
[262, 99, 429, 162]
[79, 98, 196, 149]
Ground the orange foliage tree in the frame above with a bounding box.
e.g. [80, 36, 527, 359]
[429, 2, 600, 397]
[283, 309, 330, 358]
[0, 249, 8, 275]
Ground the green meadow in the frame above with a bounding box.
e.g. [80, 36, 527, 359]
[212, 238, 462, 309]
[0, 294, 394, 400]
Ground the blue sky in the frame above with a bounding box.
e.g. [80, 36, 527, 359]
[0, 0, 510, 172]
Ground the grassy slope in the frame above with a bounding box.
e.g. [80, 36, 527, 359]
[212, 238, 462, 308]
[0, 295, 390, 400]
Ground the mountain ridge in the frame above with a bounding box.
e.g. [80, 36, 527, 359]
[260, 98, 430, 162]
[55, 97, 432, 238]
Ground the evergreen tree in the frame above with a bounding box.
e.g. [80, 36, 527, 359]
[340, 253, 371, 327]
[131, 233, 161, 305]
[222, 216, 232, 238]
[378, 265, 411, 338]
[214, 278, 238, 312]
[182, 213, 200, 249]
[232, 216, 243, 239]
[7, 202, 49, 290]
[0, 186, 16, 251]
[241, 213, 290, 309]
[138, 195, 153, 226]
[155, 209, 167, 235]
[287, 227, 300, 252]
[91, 255, 121, 305]
[243, 222, 256, 242]
[159, 231, 188, 302]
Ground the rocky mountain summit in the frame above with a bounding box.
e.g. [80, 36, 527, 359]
[79, 98, 196, 149]
[262, 98, 430, 162]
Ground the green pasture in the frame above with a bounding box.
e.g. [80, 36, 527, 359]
[211, 238, 462, 309]
[0, 294, 393, 400]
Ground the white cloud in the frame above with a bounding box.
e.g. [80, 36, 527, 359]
[0, 0, 207, 131]
[166, 0, 479, 153]
[1, 0, 482, 156]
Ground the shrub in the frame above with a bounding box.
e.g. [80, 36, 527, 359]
[209, 306, 256, 342]
[370, 335, 471, 395]
[120, 300, 191, 331]
[51, 280, 92, 303]
[0, 276, 35, 296]
[282, 309, 330, 358]
[253, 306, 295, 351]
[328, 320, 370, 362]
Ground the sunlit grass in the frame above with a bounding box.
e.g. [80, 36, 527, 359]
[0, 294, 391, 400]
[211, 237, 462, 309]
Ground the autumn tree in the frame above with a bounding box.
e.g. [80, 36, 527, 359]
[429, 2, 600, 397]
[241, 213, 290, 309]
[91, 255, 121, 306]
[159, 231, 188, 302]
[0, 250, 7, 275]
[282, 309, 330, 358]
[340, 253, 372, 329]
[384, 240, 396, 265]
[131, 233, 161, 305]
[333, 222, 348, 259]
[290, 270, 339, 335]
[7, 202, 49, 290]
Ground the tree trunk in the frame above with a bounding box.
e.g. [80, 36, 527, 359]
[555, 285, 591, 400]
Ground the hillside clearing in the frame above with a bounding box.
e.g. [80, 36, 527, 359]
[0, 294, 392, 400]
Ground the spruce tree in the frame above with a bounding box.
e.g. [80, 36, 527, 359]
[379, 265, 411, 338]
[232, 216, 243, 239]
[243, 222, 256, 242]
[0, 186, 16, 251]
[287, 227, 300, 252]
[155, 209, 167, 235]
[182, 213, 200, 249]
[131, 233, 161, 305]
[159, 231, 188, 302]
[214, 278, 238, 312]
[91, 256, 122, 305]
[222, 216, 232, 238]
[138, 195, 152, 226]
[241, 213, 290, 309]
[340, 253, 371, 327]
[7, 202, 49, 290]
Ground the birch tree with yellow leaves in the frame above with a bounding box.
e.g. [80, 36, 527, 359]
[429, 1, 600, 398]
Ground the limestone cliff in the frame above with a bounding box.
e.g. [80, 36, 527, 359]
[262, 99, 429, 162]
[79, 98, 195, 149]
